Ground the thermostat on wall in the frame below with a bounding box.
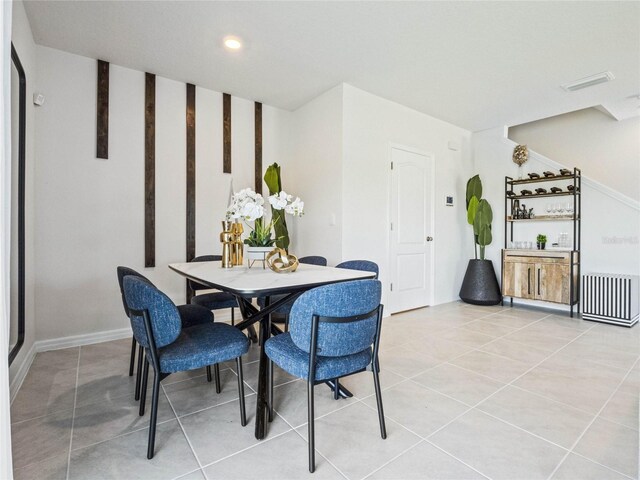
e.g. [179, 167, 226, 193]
[445, 195, 454, 206]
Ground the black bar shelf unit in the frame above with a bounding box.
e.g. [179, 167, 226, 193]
[503, 167, 582, 317]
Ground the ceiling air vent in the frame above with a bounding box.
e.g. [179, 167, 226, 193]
[562, 71, 615, 92]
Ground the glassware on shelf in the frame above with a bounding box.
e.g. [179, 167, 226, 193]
[557, 232, 570, 248]
[566, 202, 573, 215]
[557, 203, 565, 215]
[546, 203, 553, 216]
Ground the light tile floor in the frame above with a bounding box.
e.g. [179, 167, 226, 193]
[10, 302, 640, 480]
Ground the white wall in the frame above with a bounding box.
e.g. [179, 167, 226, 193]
[473, 127, 640, 311]
[509, 108, 640, 201]
[287, 85, 344, 265]
[9, 0, 36, 385]
[342, 85, 473, 307]
[33, 45, 292, 341]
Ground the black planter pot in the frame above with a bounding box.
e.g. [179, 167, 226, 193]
[459, 259, 502, 306]
[537, 242, 546, 250]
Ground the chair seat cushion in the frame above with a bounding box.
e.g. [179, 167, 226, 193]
[265, 333, 371, 381]
[177, 304, 214, 328]
[191, 292, 238, 310]
[159, 323, 249, 373]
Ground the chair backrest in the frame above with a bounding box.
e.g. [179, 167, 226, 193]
[116, 266, 153, 316]
[122, 276, 182, 349]
[299, 256, 328, 266]
[289, 279, 382, 357]
[189, 255, 222, 291]
[336, 260, 379, 279]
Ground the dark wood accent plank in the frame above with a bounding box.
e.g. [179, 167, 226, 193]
[223, 93, 231, 173]
[254, 102, 262, 194]
[144, 73, 156, 267]
[96, 60, 109, 159]
[186, 83, 196, 265]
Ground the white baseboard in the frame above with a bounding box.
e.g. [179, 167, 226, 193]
[9, 342, 36, 404]
[9, 327, 132, 403]
[35, 327, 132, 352]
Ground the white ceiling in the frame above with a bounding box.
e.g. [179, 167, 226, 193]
[23, 1, 640, 131]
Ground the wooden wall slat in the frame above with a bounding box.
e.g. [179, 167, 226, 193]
[255, 102, 263, 194]
[144, 73, 156, 267]
[223, 93, 231, 173]
[96, 60, 109, 159]
[186, 84, 196, 264]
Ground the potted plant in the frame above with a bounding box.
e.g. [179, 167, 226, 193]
[226, 187, 304, 264]
[459, 175, 502, 305]
[536, 234, 547, 250]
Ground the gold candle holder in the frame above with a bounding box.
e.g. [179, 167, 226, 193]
[220, 220, 234, 268]
[231, 222, 244, 266]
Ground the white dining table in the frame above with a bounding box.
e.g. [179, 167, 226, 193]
[169, 261, 375, 440]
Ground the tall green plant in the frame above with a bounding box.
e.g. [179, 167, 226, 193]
[264, 163, 290, 250]
[465, 175, 493, 260]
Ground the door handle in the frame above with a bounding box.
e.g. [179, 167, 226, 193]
[538, 268, 541, 296]
[426, 236, 433, 242]
[527, 267, 531, 295]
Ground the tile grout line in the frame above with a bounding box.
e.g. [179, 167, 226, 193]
[355, 403, 493, 480]
[415, 315, 599, 475]
[65, 346, 82, 480]
[568, 451, 636, 480]
[161, 381, 207, 475]
[545, 356, 640, 480]
[382, 313, 555, 382]
[358, 439, 429, 480]
[303, 404, 423, 480]
[170, 467, 205, 480]
[197, 418, 294, 472]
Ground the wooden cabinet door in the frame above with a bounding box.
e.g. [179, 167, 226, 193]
[503, 261, 535, 299]
[536, 263, 570, 304]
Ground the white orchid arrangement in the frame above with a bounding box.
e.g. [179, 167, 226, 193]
[226, 188, 304, 247]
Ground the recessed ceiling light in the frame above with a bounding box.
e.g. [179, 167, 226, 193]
[562, 71, 615, 92]
[224, 37, 242, 50]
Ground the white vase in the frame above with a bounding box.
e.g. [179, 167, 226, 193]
[245, 246, 275, 268]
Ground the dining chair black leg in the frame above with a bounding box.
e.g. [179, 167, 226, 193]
[236, 357, 247, 427]
[206, 365, 212, 382]
[268, 358, 274, 422]
[284, 314, 289, 333]
[139, 358, 149, 417]
[135, 345, 144, 400]
[248, 325, 258, 344]
[307, 380, 316, 473]
[129, 337, 137, 376]
[147, 371, 161, 459]
[372, 364, 387, 439]
[231, 307, 235, 326]
[333, 378, 340, 400]
[214, 364, 221, 393]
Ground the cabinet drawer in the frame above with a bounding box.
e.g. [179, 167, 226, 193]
[504, 249, 571, 265]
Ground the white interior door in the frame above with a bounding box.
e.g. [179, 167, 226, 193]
[389, 146, 434, 313]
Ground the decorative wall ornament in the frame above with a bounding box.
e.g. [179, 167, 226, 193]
[96, 60, 109, 159]
[255, 102, 262, 194]
[512, 144, 528, 167]
[186, 84, 196, 265]
[145, 73, 156, 267]
[223, 93, 231, 173]
[512, 144, 528, 179]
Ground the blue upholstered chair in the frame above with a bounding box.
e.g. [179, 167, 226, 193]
[117, 266, 218, 400]
[336, 259, 379, 279]
[189, 255, 239, 325]
[258, 255, 328, 332]
[123, 276, 249, 459]
[264, 279, 386, 473]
